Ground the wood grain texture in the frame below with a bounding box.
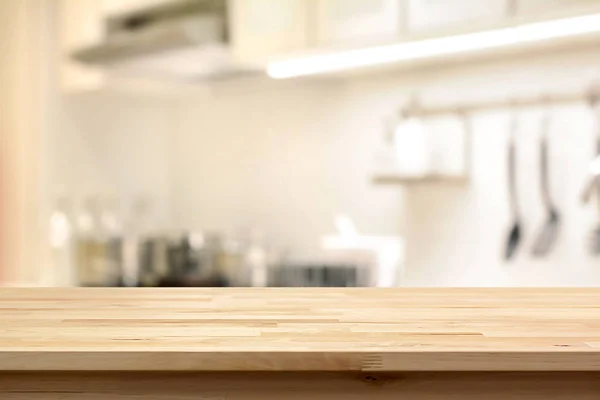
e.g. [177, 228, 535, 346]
[0, 288, 600, 371]
[1, 372, 600, 399]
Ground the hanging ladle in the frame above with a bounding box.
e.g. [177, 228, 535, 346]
[531, 110, 560, 257]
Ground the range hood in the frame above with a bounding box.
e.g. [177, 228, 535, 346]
[72, 0, 256, 80]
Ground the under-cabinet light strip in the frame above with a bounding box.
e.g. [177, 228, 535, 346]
[267, 13, 600, 79]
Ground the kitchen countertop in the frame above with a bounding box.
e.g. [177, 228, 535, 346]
[0, 288, 599, 372]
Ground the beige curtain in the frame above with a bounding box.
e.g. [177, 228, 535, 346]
[0, 0, 49, 285]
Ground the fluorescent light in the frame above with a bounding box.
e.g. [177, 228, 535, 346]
[267, 13, 600, 79]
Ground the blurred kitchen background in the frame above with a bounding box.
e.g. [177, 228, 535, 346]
[4, 0, 600, 287]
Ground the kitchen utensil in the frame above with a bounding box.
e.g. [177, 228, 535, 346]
[504, 115, 522, 261]
[581, 157, 600, 255]
[582, 96, 600, 256]
[531, 113, 560, 257]
[272, 263, 369, 287]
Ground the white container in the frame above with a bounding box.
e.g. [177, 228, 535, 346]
[393, 116, 432, 176]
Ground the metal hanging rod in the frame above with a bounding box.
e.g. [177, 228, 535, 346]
[404, 89, 598, 118]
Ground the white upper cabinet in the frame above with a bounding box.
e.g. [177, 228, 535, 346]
[102, 0, 175, 15]
[407, 0, 509, 33]
[516, 0, 600, 16]
[229, 0, 312, 65]
[316, 0, 403, 46]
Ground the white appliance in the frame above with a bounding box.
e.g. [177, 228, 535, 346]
[72, 0, 256, 80]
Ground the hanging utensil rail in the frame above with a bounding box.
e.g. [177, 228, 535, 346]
[403, 90, 596, 118]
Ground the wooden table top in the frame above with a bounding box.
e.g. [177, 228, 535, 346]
[0, 288, 599, 371]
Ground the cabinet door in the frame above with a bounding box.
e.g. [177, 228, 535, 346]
[517, 0, 600, 16]
[229, 0, 311, 65]
[102, 0, 175, 15]
[316, 0, 402, 46]
[408, 0, 508, 33]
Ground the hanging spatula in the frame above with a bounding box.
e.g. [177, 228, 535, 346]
[505, 115, 522, 261]
[582, 95, 600, 256]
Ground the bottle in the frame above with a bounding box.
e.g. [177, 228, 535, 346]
[47, 195, 75, 286]
[246, 229, 268, 287]
[99, 195, 123, 287]
[122, 196, 152, 287]
[74, 196, 102, 287]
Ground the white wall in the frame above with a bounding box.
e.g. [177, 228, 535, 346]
[404, 104, 599, 286]
[171, 82, 405, 255]
[171, 46, 600, 286]
[46, 47, 600, 287]
[50, 93, 174, 225]
[38, 0, 600, 286]
[348, 48, 600, 286]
